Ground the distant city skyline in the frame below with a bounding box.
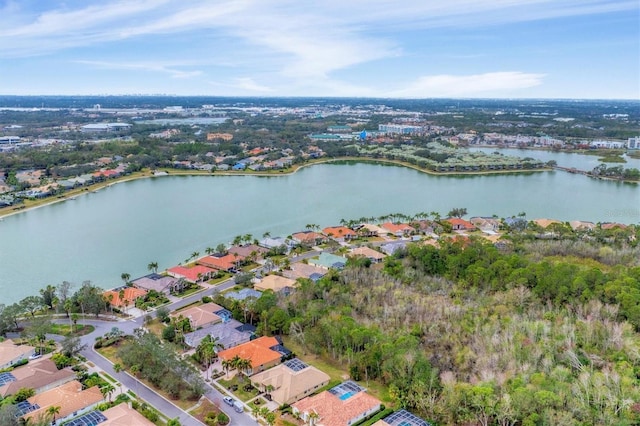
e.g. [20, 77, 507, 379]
[0, 1, 638, 99]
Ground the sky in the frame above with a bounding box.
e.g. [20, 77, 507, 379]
[0, 0, 638, 99]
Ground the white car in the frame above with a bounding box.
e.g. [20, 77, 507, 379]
[223, 396, 234, 406]
[28, 353, 42, 360]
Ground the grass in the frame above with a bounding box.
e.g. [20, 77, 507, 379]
[50, 323, 95, 337]
[208, 274, 232, 285]
[189, 398, 224, 425]
[218, 376, 261, 402]
[178, 285, 204, 298]
[102, 373, 117, 383]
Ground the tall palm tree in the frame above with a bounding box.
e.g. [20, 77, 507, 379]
[233, 235, 243, 246]
[221, 358, 233, 379]
[147, 261, 158, 274]
[205, 247, 214, 255]
[243, 234, 253, 245]
[46, 406, 61, 424]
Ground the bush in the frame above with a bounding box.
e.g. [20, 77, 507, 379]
[217, 412, 230, 425]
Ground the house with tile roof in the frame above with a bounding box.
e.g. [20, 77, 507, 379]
[254, 275, 298, 293]
[228, 244, 268, 261]
[349, 247, 386, 263]
[282, 262, 327, 282]
[131, 273, 182, 295]
[22, 380, 103, 425]
[103, 286, 148, 310]
[322, 226, 357, 241]
[380, 222, 415, 237]
[218, 336, 283, 375]
[0, 358, 76, 397]
[102, 403, 156, 425]
[197, 254, 240, 272]
[291, 231, 327, 246]
[292, 381, 382, 426]
[167, 264, 215, 283]
[533, 218, 561, 229]
[171, 302, 224, 329]
[0, 339, 35, 369]
[251, 358, 330, 405]
[445, 218, 476, 231]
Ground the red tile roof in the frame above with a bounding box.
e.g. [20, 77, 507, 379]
[167, 264, 214, 282]
[293, 390, 382, 426]
[322, 226, 357, 239]
[103, 287, 148, 308]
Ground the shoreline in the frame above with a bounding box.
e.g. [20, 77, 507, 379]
[1, 155, 635, 220]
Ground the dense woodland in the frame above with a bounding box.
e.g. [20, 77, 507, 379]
[213, 231, 640, 425]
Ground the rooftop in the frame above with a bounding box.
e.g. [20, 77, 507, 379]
[24, 380, 103, 422]
[218, 336, 282, 370]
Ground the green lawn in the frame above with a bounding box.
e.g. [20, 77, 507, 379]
[50, 323, 95, 337]
[218, 376, 261, 402]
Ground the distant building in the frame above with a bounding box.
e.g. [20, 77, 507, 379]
[207, 132, 234, 141]
[628, 136, 640, 150]
[81, 123, 131, 132]
[378, 124, 424, 135]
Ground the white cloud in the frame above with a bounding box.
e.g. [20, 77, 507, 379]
[75, 60, 203, 79]
[390, 72, 546, 97]
[232, 77, 273, 93]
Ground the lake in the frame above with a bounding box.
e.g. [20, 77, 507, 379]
[0, 160, 638, 304]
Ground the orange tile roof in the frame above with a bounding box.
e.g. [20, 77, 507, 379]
[380, 222, 414, 233]
[198, 254, 240, 271]
[292, 231, 326, 244]
[293, 390, 382, 426]
[218, 336, 281, 370]
[167, 264, 214, 282]
[103, 287, 148, 308]
[322, 226, 357, 238]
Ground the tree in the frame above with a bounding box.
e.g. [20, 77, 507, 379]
[221, 358, 233, 378]
[156, 306, 170, 323]
[120, 272, 130, 285]
[20, 295, 44, 317]
[233, 235, 243, 246]
[205, 247, 214, 255]
[448, 207, 468, 218]
[39, 285, 57, 310]
[61, 336, 87, 357]
[101, 383, 115, 402]
[56, 281, 73, 315]
[147, 261, 158, 274]
[215, 243, 227, 255]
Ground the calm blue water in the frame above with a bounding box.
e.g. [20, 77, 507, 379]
[0, 161, 637, 304]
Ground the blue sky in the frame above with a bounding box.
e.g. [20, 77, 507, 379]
[0, 0, 638, 99]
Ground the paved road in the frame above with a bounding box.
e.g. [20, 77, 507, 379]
[67, 251, 328, 425]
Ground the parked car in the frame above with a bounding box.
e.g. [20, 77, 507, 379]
[28, 353, 42, 360]
[223, 396, 234, 406]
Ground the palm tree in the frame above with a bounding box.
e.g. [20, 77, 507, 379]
[221, 358, 233, 379]
[190, 251, 200, 262]
[46, 406, 61, 424]
[233, 235, 243, 246]
[205, 247, 214, 255]
[147, 261, 158, 274]
[262, 231, 271, 239]
[243, 234, 253, 245]
[101, 383, 115, 402]
[236, 357, 252, 379]
[120, 272, 130, 286]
